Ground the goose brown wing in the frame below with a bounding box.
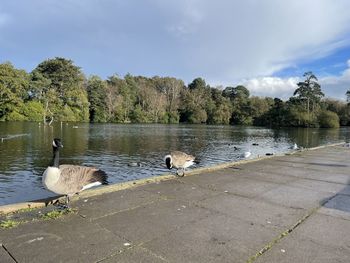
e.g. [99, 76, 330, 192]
[170, 151, 195, 167]
[58, 165, 108, 194]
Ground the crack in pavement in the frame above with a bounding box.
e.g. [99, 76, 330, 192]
[1, 243, 18, 263]
[245, 195, 337, 263]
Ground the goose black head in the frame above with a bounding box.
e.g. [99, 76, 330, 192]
[164, 155, 172, 169]
[52, 138, 63, 149]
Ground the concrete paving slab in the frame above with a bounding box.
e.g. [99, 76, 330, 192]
[75, 188, 164, 220]
[258, 184, 334, 209]
[318, 194, 350, 220]
[95, 198, 213, 244]
[286, 154, 350, 164]
[0, 214, 127, 263]
[322, 193, 350, 213]
[290, 213, 350, 250]
[0, 245, 15, 263]
[318, 207, 350, 222]
[241, 158, 350, 185]
[294, 172, 350, 185]
[287, 179, 350, 196]
[143, 213, 278, 263]
[246, 162, 350, 180]
[239, 160, 305, 174]
[180, 169, 245, 188]
[184, 174, 282, 198]
[198, 193, 307, 230]
[102, 246, 167, 263]
[232, 169, 299, 185]
[138, 178, 220, 202]
[272, 153, 350, 165]
[255, 234, 350, 263]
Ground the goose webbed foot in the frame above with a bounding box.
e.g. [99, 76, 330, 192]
[53, 201, 69, 210]
[57, 203, 70, 210]
[52, 196, 70, 210]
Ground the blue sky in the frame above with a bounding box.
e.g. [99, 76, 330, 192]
[1, 0, 350, 100]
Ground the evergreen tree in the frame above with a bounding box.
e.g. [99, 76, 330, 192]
[223, 85, 252, 125]
[293, 72, 324, 126]
[87, 76, 108, 122]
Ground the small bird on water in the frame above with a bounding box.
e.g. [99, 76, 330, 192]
[291, 143, 298, 150]
[164, 151, 198, 177]
[42, 138, 108, 208]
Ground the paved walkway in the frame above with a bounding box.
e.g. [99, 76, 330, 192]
[1, 145, 350, 263]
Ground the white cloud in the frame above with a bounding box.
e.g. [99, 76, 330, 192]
[319, 59, 350, 100]
[239, 59, 350, 100]
[242, 77, 299, 99]
[157, 0, 350, 82]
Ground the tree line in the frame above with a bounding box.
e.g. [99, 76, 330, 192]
[1, 57, 350, 128]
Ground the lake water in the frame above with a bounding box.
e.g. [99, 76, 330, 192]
[0, 122, 349, 205]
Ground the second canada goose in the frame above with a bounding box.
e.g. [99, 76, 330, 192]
[164, 151, 197, 177]
[42, 138, 108, 208]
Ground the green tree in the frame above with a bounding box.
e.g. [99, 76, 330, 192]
[87, 76, 108, 122]
[105, 75, 122, 122]
[180, 78, 212, 124]
[338, 92, 350, 125]
[207, 88, 232, 124]
[31, 57, 89, 122]
[153, 77, 184, 123]
[29, 71, 52, 122]
[339, 106, 350, 126]
[293, 72, 324, 126]
[285, 97, 317, 127]
[223, 85, 252, 125]
[0, 62, 29, 121]
[346, 89, 350, 103]
[133, 76, 166, 123]
[262, 98, 288, 127]
[22, 101, 45, 121]
[188, 77, 207, 90]
[250, 97, 274, 125]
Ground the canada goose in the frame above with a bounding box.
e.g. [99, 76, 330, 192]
[42, 138, 108, 208]
[164, 151, 197, 177]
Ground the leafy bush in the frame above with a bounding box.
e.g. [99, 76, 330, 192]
[318, 110, 340, 128]
[165, 111, 180, 124]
